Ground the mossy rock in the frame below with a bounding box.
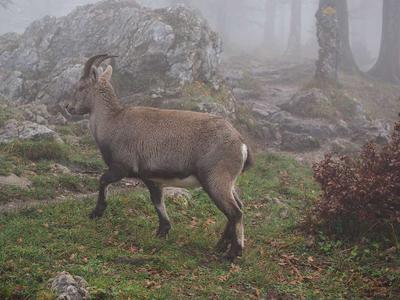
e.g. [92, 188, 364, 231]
[281, 88, 359, 121]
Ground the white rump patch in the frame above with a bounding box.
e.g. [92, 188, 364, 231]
[241, 144, 248, 164]
[150, 176, 201, 188]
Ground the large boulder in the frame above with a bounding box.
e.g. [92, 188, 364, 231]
[0, 0, 222, 103]
[0, 119, 62, 143]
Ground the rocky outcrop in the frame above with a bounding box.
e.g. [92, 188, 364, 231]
[0, 0, 222, 103]
[224, 56, 392, 153]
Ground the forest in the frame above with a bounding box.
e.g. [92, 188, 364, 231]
[0, 0, 399, 299]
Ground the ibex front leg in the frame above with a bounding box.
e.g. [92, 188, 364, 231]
[144, 181, 171, 238]
[90, 165, 127, 219]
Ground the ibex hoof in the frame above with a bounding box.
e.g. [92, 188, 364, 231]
[224, 245, 243, 262]
[89, 210, 104, 219]
[215, 239, 230, 253]
[156, 224, 171, 239]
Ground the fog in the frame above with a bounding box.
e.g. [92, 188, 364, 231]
[0, 0, 383, 68]
[1, 1, 400, 296]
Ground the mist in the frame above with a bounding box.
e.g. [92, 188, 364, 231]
[0, 0, 383, 67]
[1, 1, 400, 299]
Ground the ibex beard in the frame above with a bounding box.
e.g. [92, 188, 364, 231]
[65, 54, 254, 261]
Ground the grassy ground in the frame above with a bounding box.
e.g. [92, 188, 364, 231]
[0, 123, 105, 205]
[1, 153, 399, 299]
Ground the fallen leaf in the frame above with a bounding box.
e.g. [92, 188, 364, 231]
[129, 244, 138, 255]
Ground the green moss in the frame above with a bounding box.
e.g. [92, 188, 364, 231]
[298, 83, 359, 121]
[69, 152, 105, 173]
[0, 105, 18, 127]
[181, 81, 232, 106]
[58, 174, 98, 193]
[1, 139, 68, 161]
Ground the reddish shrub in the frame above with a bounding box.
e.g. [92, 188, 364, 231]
[313, 122, 400, 238]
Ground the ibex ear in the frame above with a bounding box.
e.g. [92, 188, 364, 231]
[101, 65, 113, 81]
[89, 66, 100, 83]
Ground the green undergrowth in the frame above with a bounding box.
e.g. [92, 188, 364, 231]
[1, 154, 398, 299]
[0, 125, 105, 203]
[0, 105, 18, 127]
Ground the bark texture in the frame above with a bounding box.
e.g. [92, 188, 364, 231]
[286, 0, 302, 57]
[368, 0, 400, 84]
[263, 0, 277, 49]
[315, 0, 339, 84]
[337, 0, 359, 73]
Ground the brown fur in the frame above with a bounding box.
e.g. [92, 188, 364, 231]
[65, 55, 253, 260]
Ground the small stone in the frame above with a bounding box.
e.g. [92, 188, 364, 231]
[52, 163, 71, 174]
[164, 187, 191, 207]
[48, 271, 89, 300]
[36, 115, 48, 125]
[0, 174, 32, 188]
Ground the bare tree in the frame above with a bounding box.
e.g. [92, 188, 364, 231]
[216, 0, 229, 43]
[263, 0, 276, 49]
[336, 0, 359, 73]
[286, 0, 302, 57]
[368, 0, 400, 84]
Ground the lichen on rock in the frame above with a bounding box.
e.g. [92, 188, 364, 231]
[0, 0, 222, 104]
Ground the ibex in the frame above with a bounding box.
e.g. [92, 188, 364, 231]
[65, 54, 253, 260]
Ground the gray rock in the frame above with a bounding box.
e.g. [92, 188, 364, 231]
[52, 112, 68, 125]
[51, 163, 71, 174]
[330, 138, 361, 155]
[0, 174, 32, 188]
[164, 187, 191, 207]
[48, 271, 89, 300]
[0, 0, 222, 102]
[280, 88, 333, 119]
[0, 119, 62, 143]
[280, 131, 320, 152]
[270, 111, 336, 141]
[35, 115, 48, 125]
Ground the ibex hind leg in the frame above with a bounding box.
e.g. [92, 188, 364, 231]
[201, 177, 244, 261]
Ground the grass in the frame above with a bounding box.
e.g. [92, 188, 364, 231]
[0, 126, 104, 204]
[1, 139, 68, 162]
[0, 174, 98, 203]
[1, 153, 398, 299]
[0, 105, 19, 127]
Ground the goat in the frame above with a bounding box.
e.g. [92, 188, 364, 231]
[65, 54, 254, 260]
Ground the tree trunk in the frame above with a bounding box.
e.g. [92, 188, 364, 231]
[336, 0, 359, 73]
[286, 0, 302, 57]
[216, 0, 229, 45]
[368, 0, 400, 84]
[263, 0, 277, 51]
[315, 0, 339, 85]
